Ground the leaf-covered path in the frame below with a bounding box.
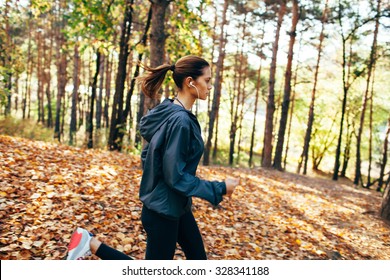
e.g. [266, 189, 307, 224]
[1, 135, 389, 260]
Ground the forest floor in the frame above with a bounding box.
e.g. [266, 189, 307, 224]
[0, 134, 389, 260]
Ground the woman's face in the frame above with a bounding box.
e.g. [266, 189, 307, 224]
[193, 66, 212, 100]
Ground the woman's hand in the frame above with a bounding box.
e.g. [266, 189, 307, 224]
[225, 177, 240, 197]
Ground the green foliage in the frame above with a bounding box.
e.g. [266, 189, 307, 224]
[166, 0, 208, 61]
[30, 0, 53, 16]
[0, 2, 25, 110]
[0, 76, 7, 107]
[0, 117, 54, 142]
[65, 0, 119, 52]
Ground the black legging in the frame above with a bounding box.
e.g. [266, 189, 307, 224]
[95, 243, 133, 260]
[94, 206, 206, 260]
[141, 205, 207, 260]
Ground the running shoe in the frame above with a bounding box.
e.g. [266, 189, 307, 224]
[66, 227, 93, 260]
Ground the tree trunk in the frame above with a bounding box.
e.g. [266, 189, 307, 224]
[273, 0, 299, 170]
[135, 92, 145, 147]
[69, 42, 80, 146]
[229, 14, 247, 166]
[381, 182, 390, 223]
[354, 0, 381, 186]
[23, 15, 33, 119]
[204, 0, 229, 166]
[3, 0, 12, 116]
[123, 4, 152, 147]
[108, 0, 134, 151]
[333, 2, 367, 180]
[205, 3, 219, 140]
[44, 26, 53, 128]
[333, 8, 349, 181]
[54, 0, 67, 141]
[228, 73, 237, 165]
[61, 75, 67, 140]
[262, 0, 286, 168]
[104, 53, 113, 129]
[37, 28, 44, 123]
[236, 84, 247, 166]
[378, 118, 390, 191]
[27, 53, 33, 119]
[285, 34, 303, 170]
[96, 54, 105, 129]
[142, 0, 170, 114]
[249, 61, 263, 167]
[87, 50, 102, 149]
[14, 74, 19, 113]
[366, 75, 374, 187]
[297, 0, 328, 175]
[211, 25, 226, 159]
[340, 116, 354, 177]
[212, 110, 220, 160]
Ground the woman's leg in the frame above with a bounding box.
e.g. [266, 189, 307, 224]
[141, 206, 179, 260]
[177, 211, 207, 260]
[94, 241, 133, 260]
[67, 228, 133, 260]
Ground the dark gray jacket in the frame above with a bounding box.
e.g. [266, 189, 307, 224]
[139, 98, 226, 220]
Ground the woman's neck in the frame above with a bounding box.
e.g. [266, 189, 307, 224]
[174, 91, 195, 110]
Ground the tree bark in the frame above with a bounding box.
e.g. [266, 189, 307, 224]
[262, 0, 286, 168]
[229, 15, 247, 166]
[104, 53, 113, 129]
[3, 0, 12, 116]
[354, 0, 381, 186]
[204, 0, 229, 166]
[135, 92, 145, 147]
[297, 0, 328, 174]
[212, 110, 220, 160]
[123, 4, 152, 147]
[87, 50, 102, 149]
[69, 43, 80, 146]
[206, 3, 219, 140]
[286, 34, 303, 170]
[333, 5, 349, 181]
[366, 72, 375, 187]
[333, 1, 367, 180]
[378, 118, 390, 191]
[37, 28, 44, 123]
[340, 115, 354, 177]
[142, 0, 170, 114]
[381, 182, 390, 223]
[108, 0, 134, 151]
[54, 0, 68, 141]
[96, 54, 105, 129]
[44, 25, 53, 128]
[249, 61, 263, 167]
[23, 14, 33, 119]
[236, 81, 247, 165]
[273, 0, 299, 170]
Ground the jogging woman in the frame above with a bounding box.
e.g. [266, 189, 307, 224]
[66, 55, 239, 260]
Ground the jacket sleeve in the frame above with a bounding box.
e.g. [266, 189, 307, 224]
[162, 118, 226, 206]
[140, 143, 149, 169]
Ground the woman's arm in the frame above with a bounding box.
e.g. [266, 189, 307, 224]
[162, 117, 227, 206]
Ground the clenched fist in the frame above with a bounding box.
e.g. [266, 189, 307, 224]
[225, 177, 240, 197]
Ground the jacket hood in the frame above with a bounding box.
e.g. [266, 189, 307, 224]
[140, 98, 192, 142]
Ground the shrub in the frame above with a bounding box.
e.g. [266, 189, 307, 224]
[0, 117, 54, 142]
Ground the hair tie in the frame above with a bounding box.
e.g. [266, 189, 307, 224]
[169, 64, 175, 71]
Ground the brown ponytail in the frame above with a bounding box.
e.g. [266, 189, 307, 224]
[137, 63, 172, 99]
[138, 55, 210, 99]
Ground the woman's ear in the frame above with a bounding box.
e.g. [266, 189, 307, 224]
[184, 77, 194, 88]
